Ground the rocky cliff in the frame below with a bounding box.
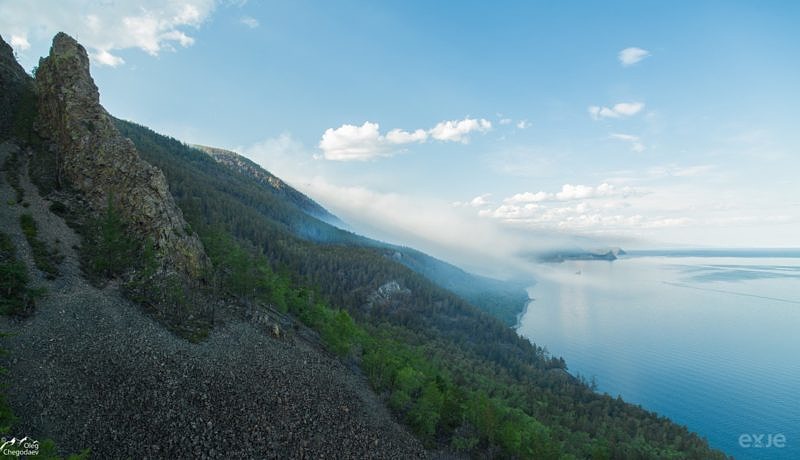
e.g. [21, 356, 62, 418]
[34, 33, 208, 279]
[0, 34, 33, 138]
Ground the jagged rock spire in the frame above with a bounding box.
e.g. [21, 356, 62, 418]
[35, 32, 209, 279]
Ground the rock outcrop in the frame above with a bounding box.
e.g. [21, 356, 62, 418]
[0, 34, 33, 138]
[34, 33, 208, 279]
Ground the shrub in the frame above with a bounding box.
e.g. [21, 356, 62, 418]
[0, 232, 41, 316]
[80, 200, 138, 282]
[19, 213, 61, 280]
[2, 151, 24, 204]
[48, 200, 68, 216]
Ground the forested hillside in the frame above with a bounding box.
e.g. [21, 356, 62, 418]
[191, 144, 346, 228]
[113, 119, 726, 459]
[189, 142, 531, 326]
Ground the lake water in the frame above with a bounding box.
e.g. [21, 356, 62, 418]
[517, 254, 800, 459]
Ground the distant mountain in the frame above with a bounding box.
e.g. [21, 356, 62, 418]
[191, 144, 346, 228]
[534, 247, 626, 263]
[627, 248, 800, 258]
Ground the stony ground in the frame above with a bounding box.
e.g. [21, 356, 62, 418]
[0, 141, 428, 458]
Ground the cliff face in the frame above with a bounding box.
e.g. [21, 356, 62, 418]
[34, 33, 208, 279]
[0, 34, 33, 138]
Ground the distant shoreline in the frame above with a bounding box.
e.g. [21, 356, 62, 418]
[625, 248, 800, 258]
[513, 297, 532, 330]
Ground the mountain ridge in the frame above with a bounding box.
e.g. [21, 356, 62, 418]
[191, 143, 346, 228]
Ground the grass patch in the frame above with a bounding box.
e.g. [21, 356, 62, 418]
[2, 150, 24, 204]
[0, 232, 41, 316]
[19, 213, 62, 280]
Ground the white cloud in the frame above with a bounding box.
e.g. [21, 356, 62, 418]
[454, 193, 493, 208]
[496, 116, 529, 129]
[588, 102, 645, 120]
[10, 34, 30, 51]
[476, 170, 790, 241]
[588, 106, 617, 119]
[386, 128, 428, 144]
[240, 16, 259, 28]
[480, 182, 691, 234]
[479, 203, 540, 220]
[610, 133, 645, 152]
[613, 102, 645, 116]
[504, 183, 634, 204]
[504, 191, 551, 204]
[91, 48, 125, 67]
[237, 132, 314, 174]
[318, 122, 391, 161]
[480, 198, 691, 234]
[318, 117, 491, 161]
[618, 47, 650, 66]
[609, 133, 638, 142]
[470, 194, 492, 207]
[429, 117, 492, 143]
[0, 0, 216, 67]
[556, 183, 618, 201]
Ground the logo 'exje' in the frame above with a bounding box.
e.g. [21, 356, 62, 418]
[739, 433, 786, 449]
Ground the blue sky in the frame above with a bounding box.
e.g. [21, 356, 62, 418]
[3, 1, 799, 272]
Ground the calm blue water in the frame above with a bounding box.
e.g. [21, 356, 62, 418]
[517, 256, 800, 459]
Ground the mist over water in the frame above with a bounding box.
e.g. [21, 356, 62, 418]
[518, 255, 800, 459]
